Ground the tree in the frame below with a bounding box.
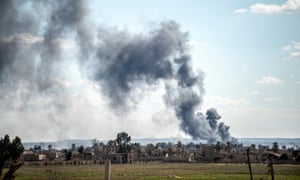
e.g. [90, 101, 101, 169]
[0, 135, 24, 180]
[77, 146, 84, 160]
[77, 145, 84, 154]
[91, 139, 99, 148]
[215, 141, 222, 152]
[272, 142, 279, 153]
[65, 151, 72, 161]
[250, 144, 256, 150]
[280, 153, 288, 160]
[226, 141, 232, 151]
[145, 144, 155, 156]
[295, 153, 300, 162]
[176, 141, 183, 152]
[33, 145, 41, 151]
[131, 143, 141, 158]
[116, 132, 131, 153]
[116, 132, 131, 163]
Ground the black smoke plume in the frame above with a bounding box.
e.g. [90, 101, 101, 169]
[94, 21, 183, 108]
[206, 108, 221, 130]
[0, 0, 235, 143]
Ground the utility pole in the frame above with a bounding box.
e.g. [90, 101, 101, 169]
[246, 148, 253, 180]
[104, 159, 111, 180]
[267, 157, 274, 180]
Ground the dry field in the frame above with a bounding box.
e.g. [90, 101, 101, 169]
[7, 162, 300, 180]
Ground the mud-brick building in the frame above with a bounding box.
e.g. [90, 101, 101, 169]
[101, 153, 134, 164]
[22, 150, 38, 161]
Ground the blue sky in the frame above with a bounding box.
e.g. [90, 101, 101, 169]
[91, 0, 300, 138]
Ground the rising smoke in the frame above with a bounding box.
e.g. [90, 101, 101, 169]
[0, 0, 235, 143]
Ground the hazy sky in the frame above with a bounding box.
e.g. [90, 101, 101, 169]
[1, 0, 299, 141]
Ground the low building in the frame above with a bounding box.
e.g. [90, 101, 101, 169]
[22, 150, 38, 161]
[100, 153, 134, 164]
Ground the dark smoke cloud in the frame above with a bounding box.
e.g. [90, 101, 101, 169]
[37, 0, 89, 90]
[218, 122, 232, 143]
[206, 108, 221, 130]
[94, 21, 186, 108]
[0, 0, 40, 82]
[0, 0, 86, 137]
[162, 54, 234, 143]
[0, 0, 235, 143]
[0, 0, 39, 37]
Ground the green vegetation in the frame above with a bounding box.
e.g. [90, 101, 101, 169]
[0, 135, 24, 180]
[10, 163, 300, 180]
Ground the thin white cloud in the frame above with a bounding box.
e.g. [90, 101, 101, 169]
[282, 41, 300, 50]
[234, 0, 300, 14]
[289, 52, 300, 60]
[294, 41, 300, 49]
[204, 96, 249, 107]
[234, 8, 248, 14]
[187, 40, 208, 47]
[264, 97, 283, 101]
[227, 106, 300, 138]
[257, 76, 284, 84]
[295, 81, 300, 84]
[246, 91, 260, 95]
[228, 80, 239, 85]
[282, 41, 300, 61]
[282, 45, 293, 50]
[289, 74, 295, 78]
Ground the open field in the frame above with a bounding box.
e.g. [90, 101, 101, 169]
[6, 162, 300, 180]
